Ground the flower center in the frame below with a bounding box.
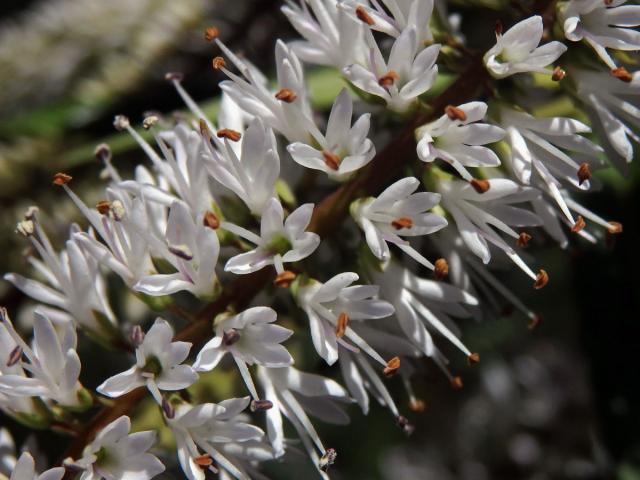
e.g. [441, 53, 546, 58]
[142, 355, 163, 376]
[266, 234, 292, 255]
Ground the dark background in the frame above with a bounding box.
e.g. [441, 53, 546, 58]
[0, 1, 638, 478]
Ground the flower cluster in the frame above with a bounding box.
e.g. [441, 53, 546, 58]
[1, 0, 634, 478]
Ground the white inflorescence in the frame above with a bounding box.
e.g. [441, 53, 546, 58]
[0, 0, 634, 479]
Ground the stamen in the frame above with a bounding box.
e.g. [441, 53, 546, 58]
[395, 415, 414, 436]
[275, 88, 298, 103]
[610, 67, 632, 83]
[467, 353, 480, 365]
[319, 448, 337, 472]
[391, 217, 413, 230]
[96, 201, 111, 215]
[110, 201, 125, 221]
[222, 328, 241, 346]
[335, 312, 349, 338]
[527, 314, 541, 330]
[217, 128, 242, 142]
[203, 211, 220, 230]
[7, 345, 22, 367]
[607, 221, 623, 234]
[355, 5, 375, 25]
[16, 220, 34, 237]
[94, 143, 111, 163]
[162, 397, 175, 419]
[212, 56, 227, 70]
[533, 269, 549, 290]
[194, 454, 214, 468]
[168, 244, 194, 261]
[164, 72, 184, 82]
[571, 215, 586, 233]
[577, 163, 591, 186]
[494, 19, 503, 36]
[142, 115, 159, 130]
[409, 398, 426, 412]
[469, 178, 490, 193]
[24, 206, 38, 221]
[383, 356, 400, 377]
[204, 26, 219, 42]
[131, 325, 145, 347]
[52, 172, 72, 186]
[552, 66, 566, 81]
[250, 399, 273, 411]
[445, 105, 467, 121]
[113, 115, 130, 131]
[378, 70, 399, 87]
[274, 270, 296, 288]
[434, 258, 449, 279]
[322, 150, 341, 170]
[517, 232, 532, 247]
[451, 376, 463, 389]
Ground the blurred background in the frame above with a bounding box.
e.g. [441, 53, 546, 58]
[0, 0, 638, 478]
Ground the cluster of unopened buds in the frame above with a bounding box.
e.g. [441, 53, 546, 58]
[1, 0, 637, 478]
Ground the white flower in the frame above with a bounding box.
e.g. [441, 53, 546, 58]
[438, 178, 547, 285]
[194, 307, 293, 399]
[573, 69, 640, 169]
[343, 26, 440, 112]
[370, 260, 478, 364]
[282, 0, 368, 68]
[560, 0, 640, 69]
[287, 88, 375, 180]
[133, 200, 220, 299]
[64, 185, 156, 288]
[71, 416, 164, 480]
[5, 208, 116, 333]
[351, 177, 447, 269]
[97, 318, 197, 405]
[117, 120, 215, 218]
[167, 397, 266, 480]
[224, 198, 320, 275]
[295, 272, 395, 365]
[500, 106, 603, 225]
[216, 39, 321, 143]
[0, 310, 88, 410]
[257, 366, 349, 475]
[201, 118, 280, 216]
[341, 0, 435, 47]
[416, 102, 505, 181]
[0, 319, 36, 418]
[483, 15, 566, 78]
[9, 452, 64, 480]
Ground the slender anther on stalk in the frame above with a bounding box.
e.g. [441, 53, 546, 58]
[275, 88, 297, 103]
[355, 5, 375, 25]
[534, 269, 549, 289]
[470, 178, 490, 193]
[517, 232, 532, 247]
[577, 163, 591, 185]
